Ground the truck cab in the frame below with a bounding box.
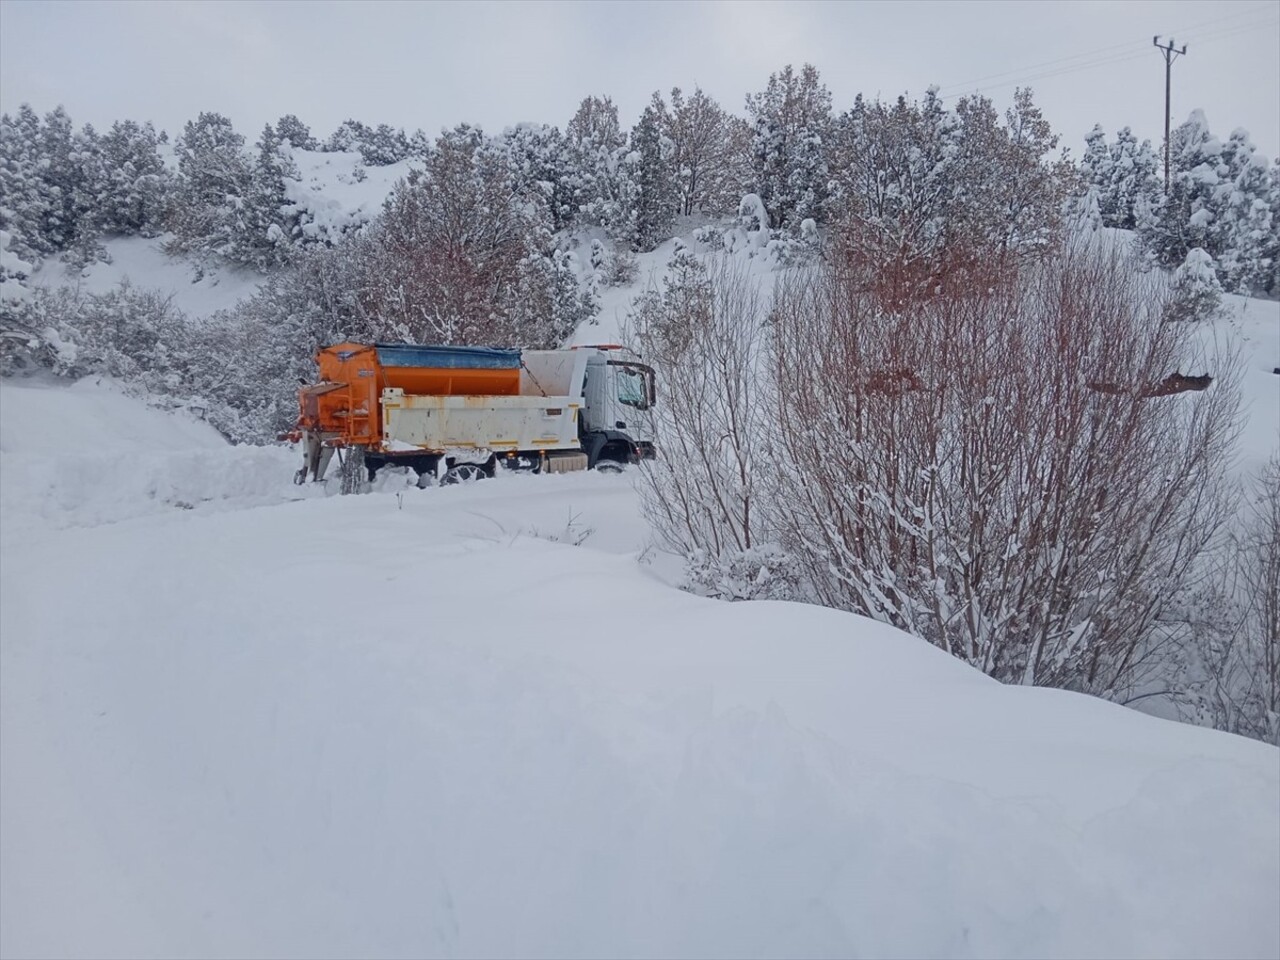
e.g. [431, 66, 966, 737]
[577, 345, 657, 469]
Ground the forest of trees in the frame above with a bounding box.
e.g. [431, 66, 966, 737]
[2, 65, 1276, 312]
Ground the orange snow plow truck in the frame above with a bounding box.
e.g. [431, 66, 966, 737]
[287, 342, 656, 492]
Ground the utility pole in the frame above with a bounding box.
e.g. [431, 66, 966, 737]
[1153, 35, 1188, 192]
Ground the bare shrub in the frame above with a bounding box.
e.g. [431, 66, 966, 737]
[770, 235, 1239, 696]
[628, 253, 786, 597]
[1185, 456, 1280, 743]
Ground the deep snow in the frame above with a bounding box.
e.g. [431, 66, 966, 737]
[1, 377, 1277, 960]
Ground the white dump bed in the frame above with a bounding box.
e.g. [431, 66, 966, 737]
[379, 390, 582, 454]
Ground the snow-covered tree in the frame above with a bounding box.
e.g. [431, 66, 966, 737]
[745, 63, 833, 230]
[667, 87, 752, 217]
[166, 111, 253, 264]
[1217, 147, 1275, 295]
[1137, 111, 1275, 294]
[238, 124, 302, 269]
[367, 124, 587, 347]
[0, 105, 49, 262]
[1108, 127, 1162, 230]
[274, 114, 317, 150]
[500, 123, 576, 231]
[98, 120, 170, 236]
[1166, 247, 1224, 321]
[325, 119, 371, 153]
[564, 95, 633, 238]
[1081, 124, 1114, 220]
[625, 92, 678, 250]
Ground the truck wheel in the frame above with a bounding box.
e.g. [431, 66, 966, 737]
[441, 463, 486, 485]
[594, 459, 625, 474]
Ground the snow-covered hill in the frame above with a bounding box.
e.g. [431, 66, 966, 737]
[2, 373, 1277, 959]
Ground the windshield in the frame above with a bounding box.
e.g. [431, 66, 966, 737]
[612, 362, 654, 410]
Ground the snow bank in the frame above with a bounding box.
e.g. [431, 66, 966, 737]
[0, 378, 302, 531]
[1, 380, 1276, 960]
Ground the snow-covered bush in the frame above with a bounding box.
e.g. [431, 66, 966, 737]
[769, 234, 1238, 698]
[589, 239, 637, 287]
[1166, 248, 1224, 322]
[692, 225, 725, 250]
[629, 254, 775, 589]
[685, 545, 803, 601]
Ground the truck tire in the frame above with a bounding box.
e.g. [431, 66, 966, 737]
[594, 459, 625, 474]
[440, 463, 486, 485]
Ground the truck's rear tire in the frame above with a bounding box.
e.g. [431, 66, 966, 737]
[440, 463, 487, 485]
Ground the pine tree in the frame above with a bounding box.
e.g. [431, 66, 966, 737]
[167, 112, 252, 263]
[98, 120, 170, 236]
[745, 63, 833, 230]
[0, 106, 47, 262]
[274, 114, 317, 150]
[626, 92, 678, 250]
[1107, 127, 1161, 230]
[325, 119, 371, 153]
[564, 95, 629, 233]
[500, 123, 576, 231]
[1081, 124, 1115, 222]
[240, 123, 302, 269]
[1218, 149, 1275, 294]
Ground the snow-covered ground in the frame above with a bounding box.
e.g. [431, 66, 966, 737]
[28, 235, 265, 317]
[2, 373, 1278, 959]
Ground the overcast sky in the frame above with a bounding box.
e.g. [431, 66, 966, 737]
[2, 0, 1277, 158]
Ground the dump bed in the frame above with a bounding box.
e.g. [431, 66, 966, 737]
[381, 389, 581, 455]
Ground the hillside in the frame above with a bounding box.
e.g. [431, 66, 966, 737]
[1, 376, 1277, 959]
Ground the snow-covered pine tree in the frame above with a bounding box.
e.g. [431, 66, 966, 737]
[1081, 124, 1116, 222]
[1107, 127, 1162, 230]
[29, 107, 106, 263]
[1217, 148, 1275, 295]
[98, 120, 170, 237]
[238, 124, 302, 269]
[564, 95, 631, 237]
[325, 119, 371, 153]
[500, 123, 576, 232]
[365, 124, 411, 166]
[626, 92, 678, 251]
[274, 114, 317, 151]
[744, 63, 833, 231]
[0, 105, 48, 263]
[1264, 159, 1280, 297]
[1166, 246, 1224, 321]
[167, 112, 253, 264]
[1138, 111, 1275, 294]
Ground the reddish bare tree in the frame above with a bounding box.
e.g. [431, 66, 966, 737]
[769, 234, 1239, 696]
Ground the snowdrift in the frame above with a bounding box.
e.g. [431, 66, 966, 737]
[1, 381, 1276, 959]
[0, 378, 302, 532]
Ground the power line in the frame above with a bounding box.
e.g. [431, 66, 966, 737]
[934, 15, 1275, 102]
[932, 2, 1275, 95]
